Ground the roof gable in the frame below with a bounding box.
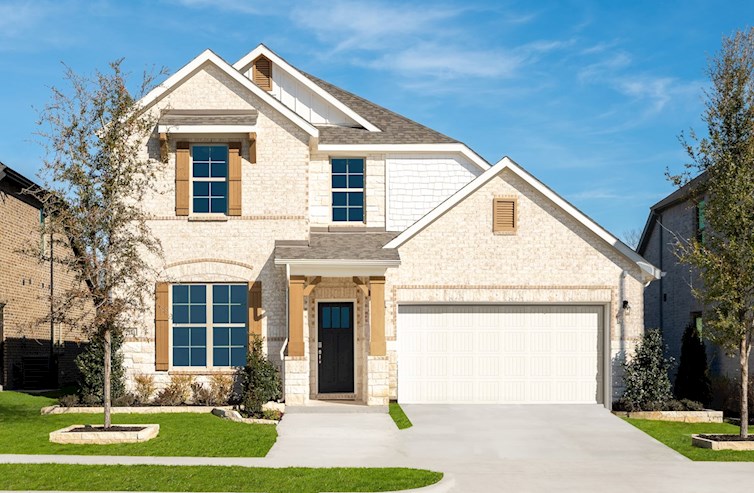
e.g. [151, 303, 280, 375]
[385, 156, 661, 282]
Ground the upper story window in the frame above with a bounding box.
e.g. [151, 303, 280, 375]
[171, 283, 247, 368]
[192, 145, 228, 214]
[695, 199, 706, 242]
[332, 158, 364, 222]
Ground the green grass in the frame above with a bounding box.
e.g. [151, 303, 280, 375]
[0, 464, 443, 492]
[626, 418, 754, 461]
[0, 391, 276, 457]
[389, 402, 412, 430]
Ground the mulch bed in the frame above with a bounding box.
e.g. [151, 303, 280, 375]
[697, 434, 754, 442]
[66, 425, 147, 433]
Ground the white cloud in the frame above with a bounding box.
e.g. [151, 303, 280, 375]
[166, 0, 274, 14]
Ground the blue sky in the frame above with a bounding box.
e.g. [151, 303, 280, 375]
[0, 0, 751, 241]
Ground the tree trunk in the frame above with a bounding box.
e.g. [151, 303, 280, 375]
[741, 335, 750, 439]
[104, 328, 112, 429]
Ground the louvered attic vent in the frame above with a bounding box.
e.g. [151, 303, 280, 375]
[252, 55, 272, 91]
[493, 198, 517, 233]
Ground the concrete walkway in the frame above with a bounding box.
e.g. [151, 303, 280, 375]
[3, 404, 754, 492]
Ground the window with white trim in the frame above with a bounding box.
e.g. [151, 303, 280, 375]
[191, 145, 228, 214]
[171, 283, 247, 368]
[331, 158, 364, 222]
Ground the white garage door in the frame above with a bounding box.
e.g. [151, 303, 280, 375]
[397, 305, 603, 404]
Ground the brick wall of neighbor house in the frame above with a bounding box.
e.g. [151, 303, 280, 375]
[386, 154, 481, 231]
[0, 178, 85, 389]
[123, 63, 310, 390]
[386, 168, 647, 401]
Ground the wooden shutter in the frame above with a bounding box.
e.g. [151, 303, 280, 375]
[228, 142, 242, 216]
[155, 282, 169, 371]
[493, 198, 517, 233]
[252, 55, 272, 91]
[248, 281, 262, 340]
[175, 142, 190, 216]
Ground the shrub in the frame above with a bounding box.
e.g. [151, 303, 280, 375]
[133, 373, 156, 405]
[262, 409, 283, 421]
[239, 335, 282, 418]
[674, 323, 712, 406]
[74, 331, 125, 403]
[154, 375, 193, 406]
[621, 328, 673, 410]
[209, 374, 234, 405]
[113, 392, 138, 407]
[710, 375, 754, 420]
[58, 394, 79, 407]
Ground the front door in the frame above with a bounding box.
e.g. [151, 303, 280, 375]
[318, 302, 354, 394]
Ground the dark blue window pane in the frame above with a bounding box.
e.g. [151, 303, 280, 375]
[213, 305, 229, 324]
[230, 305, 246, 324]
[348, 175, 363, 188]
[191, 327, 206, 346]
[190, 305, 205, 324]
[193, 146, 210, 162]
[191, 348, 206, 366]
[331, 307, 341, 329]
[332, 159, 347, 173]
[214, 348, 229, 367]
[231, 327, 247, 346]
[213, 285, 229, 303]
[173, 285, 189, 304]
[211, 162, 227, 178]
[349, 207, 364, 222]
[332, 192, 347, 206]
[348, 192, 363, 206]
[231, 285, 246, 304]
[332, 175, 347, 188]
[173, 328, 190, 347]
[190, 285, 206, 303]
[173, 305, 189, 324]
[193, 162, 209, 178]
[173, 347, 190, 366]
[230, 347, 246, 366]
[322, 307, 330, 328]
[333, 208, 347, 222]
[209, 146, 227, 161]
[193, 181, 209, 196]
[213, 327, 229, 346]
[341, 306, 350, 328]
[193, 198, 209, 213]
[211, 182, 227, 196]
[210, 198, 226, 213]
[347, 159, 364, 174]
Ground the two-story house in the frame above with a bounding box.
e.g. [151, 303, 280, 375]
[124, 45, 660, 407]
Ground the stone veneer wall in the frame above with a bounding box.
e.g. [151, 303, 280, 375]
[385, 168, 648, 402]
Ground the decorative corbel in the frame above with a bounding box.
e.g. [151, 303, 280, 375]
[303, 276, 321, 296]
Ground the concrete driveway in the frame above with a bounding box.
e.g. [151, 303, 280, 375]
[270, 404, 754, 492]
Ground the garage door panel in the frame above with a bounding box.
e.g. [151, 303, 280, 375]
[398, 305, 602, 404]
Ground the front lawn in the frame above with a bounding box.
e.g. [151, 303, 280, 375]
[0, 464, 443, 492]
[0, 391, 276, 457]
[389, 402, 412, 430]
[625, 418, 754, 461]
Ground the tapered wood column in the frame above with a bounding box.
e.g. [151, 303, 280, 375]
[369, 276, 386, 356]
[288, 276, 306, 357]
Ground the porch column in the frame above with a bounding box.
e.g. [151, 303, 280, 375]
[288, 275, 306, 357]
[369, 276, 386, 356]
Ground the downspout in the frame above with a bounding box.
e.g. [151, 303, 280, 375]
[280, 264, 289, 362]
[658, 212, 664, 332]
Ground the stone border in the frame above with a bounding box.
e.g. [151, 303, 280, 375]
[41, 401, 285, 415]
[692, 434, 754, 450]
[613, 409, 723, 423]
[49, 424, 160, 444]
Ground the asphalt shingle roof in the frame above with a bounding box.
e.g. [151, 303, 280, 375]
[275, 232, 400, 262]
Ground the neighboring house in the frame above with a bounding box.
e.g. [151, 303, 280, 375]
[0, 162, 84, 389]
[124, 45, 660, 407]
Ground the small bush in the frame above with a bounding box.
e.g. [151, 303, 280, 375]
[710, 375, 754, 419]
[80, 393, 101, 406]
[154, 375, 193, 406]
[191, 382, 212, 405]
[621, 328, 673, 410]
[209, 374, 234, 405]
[75, 331, 126, 403]
[262, 409, 282, 421]
[133, 373, 156, 405]
[613, 398, 704, 412]
[679, 398, 704, 411]
[674, 323, 712, 405]
[113, 392, 137, 407]
[58, 394, 79, 407]
[239, 335, 282, 418]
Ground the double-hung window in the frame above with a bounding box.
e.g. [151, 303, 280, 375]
[695, 199, 706, 243]
[192, 145, 228, 214]
[171, 283, 247, 368]
[332, 158, 364, 222]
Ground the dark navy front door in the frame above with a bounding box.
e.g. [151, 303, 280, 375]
[318, 302, 354, 393]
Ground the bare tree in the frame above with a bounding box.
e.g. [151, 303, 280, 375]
[35, 60, 165, 427]
[620, 228, 643, 250]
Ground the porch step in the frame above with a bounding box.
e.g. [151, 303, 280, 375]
[285, 400, 388, 414]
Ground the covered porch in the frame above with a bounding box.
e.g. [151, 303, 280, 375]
[274, 231, 400, 406]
